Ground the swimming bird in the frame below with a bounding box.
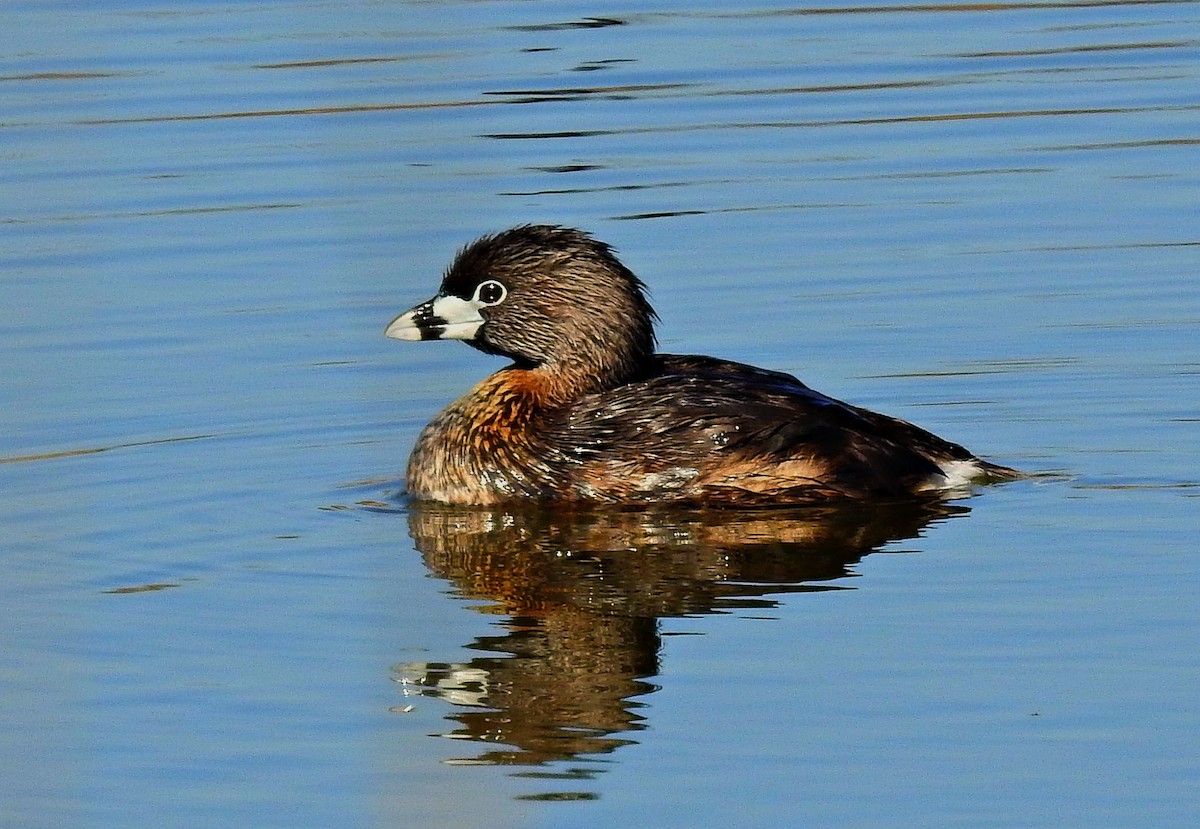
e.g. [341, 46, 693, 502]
[386, 225, 1017, 505]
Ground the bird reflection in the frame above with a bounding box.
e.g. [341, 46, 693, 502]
[394, 500, 964, 767]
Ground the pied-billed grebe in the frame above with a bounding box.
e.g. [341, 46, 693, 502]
[386, 225, 1017, 505]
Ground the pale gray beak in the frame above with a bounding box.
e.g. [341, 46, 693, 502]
[385, 295, 486, 342]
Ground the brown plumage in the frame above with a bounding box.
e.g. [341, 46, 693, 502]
[386, 225, 1018, 506]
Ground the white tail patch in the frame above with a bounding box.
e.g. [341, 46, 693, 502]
[920, 459, 986, 496]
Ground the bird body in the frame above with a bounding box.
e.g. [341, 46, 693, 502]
[387, 225, 1017, 506]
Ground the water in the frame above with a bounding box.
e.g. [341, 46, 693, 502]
[3, 1, 1198, 827]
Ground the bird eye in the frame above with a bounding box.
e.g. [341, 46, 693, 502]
[475, 280, 507, 306]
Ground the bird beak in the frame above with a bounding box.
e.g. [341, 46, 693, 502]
[385, 294, 486, 341]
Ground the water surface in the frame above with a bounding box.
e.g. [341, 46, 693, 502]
[2, 1, 1198, 827]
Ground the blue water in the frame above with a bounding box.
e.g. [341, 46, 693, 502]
[3, 1, 1198, 827]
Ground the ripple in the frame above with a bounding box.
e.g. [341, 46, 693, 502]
[0, 434, 212, 465]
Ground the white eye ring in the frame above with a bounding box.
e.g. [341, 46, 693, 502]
[474, 280, 507, 307]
